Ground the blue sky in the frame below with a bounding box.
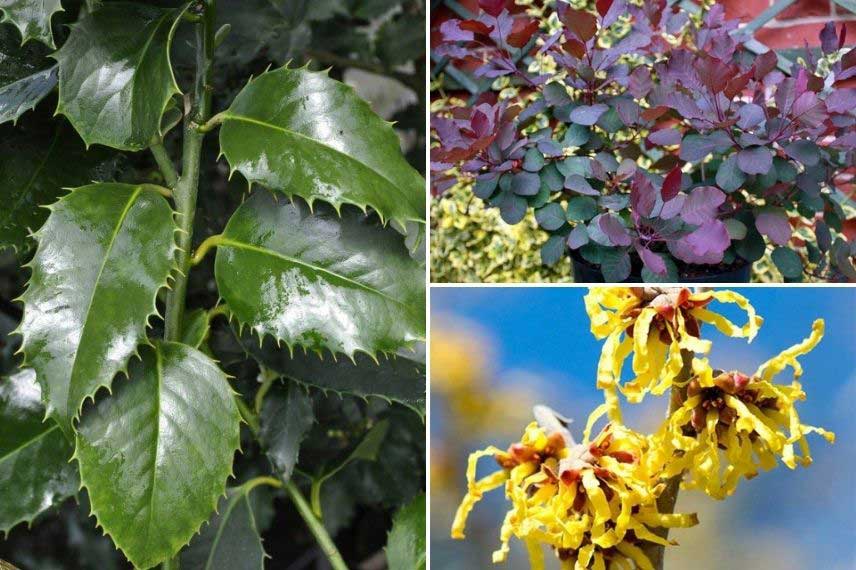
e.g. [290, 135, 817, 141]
[431, 287, 856, 570]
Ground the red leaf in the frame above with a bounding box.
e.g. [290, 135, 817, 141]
[754, 51, 778, 81]
[478, 0, 505, 17]
[724, 70, 752, 99]
[662, 166, 682, 202]
[840, 24, 847, 50]
[459, 20, 494, 36]
[562, 39, 586, 59]
[696, 56, 733, 94]
[596, 0, 614, 17]
[641, 106, 668, 121]
[843, 218, 856, 241]
[507, 18, 539, 48]
[561, 8, 598, 43]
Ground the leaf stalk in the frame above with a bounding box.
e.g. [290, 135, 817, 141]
[285, 480, 350, 570]
[150, 142, 179, 188]
[190, 233, 224, 266]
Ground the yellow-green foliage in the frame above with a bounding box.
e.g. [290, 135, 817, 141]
[431, 183, 572, 283]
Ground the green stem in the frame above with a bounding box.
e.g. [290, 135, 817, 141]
[163, 0, 216, 342]
[150, 142, 179, 188]
[285, 480, 349, 570]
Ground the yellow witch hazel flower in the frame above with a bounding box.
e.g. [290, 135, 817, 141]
[452, 406, 698, 570]
[651, 319, 835, 500]
[584, 287, 763, 416]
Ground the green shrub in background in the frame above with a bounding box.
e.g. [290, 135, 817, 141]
[431, 183, 571, 283]
[431, 184, 823, 283]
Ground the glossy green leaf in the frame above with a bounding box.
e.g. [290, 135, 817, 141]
[310, 419, 388, 516]
[0, 120, 121, 252]
[53, 2, 185, 150]
[18, 183, 177, 434]
[0, 0, 63, 47]
[241, 331, 425, 416]
[75, 342, 241, 569]
[386, 494, 425, 570]
[215, 191, 425, 358]
[0, 26, 56, 124]
[219, 65, 425, 226]
[0, 369, 78, 534]
[0, 64, 55, 124]
[180, 484, 267, 570]
[260, 380, 315, 480]
[181, 308, 211, 350]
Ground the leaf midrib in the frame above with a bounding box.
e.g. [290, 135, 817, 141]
[218, 237, 405, 308]
[221, 113, 415, 212]
[144, 345, 164, 552]
[66, 186, 143, 423]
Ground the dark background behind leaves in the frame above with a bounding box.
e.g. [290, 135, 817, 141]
[0, 0, 425, 567]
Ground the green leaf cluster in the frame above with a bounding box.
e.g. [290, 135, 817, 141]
[0, 1, 426, 568]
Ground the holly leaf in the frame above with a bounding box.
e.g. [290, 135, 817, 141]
[0, 64, 55, 125]
[386, 494, 426, 570]
[219, 66, 424, 227]
[18, 183, 177, 434]
[0, 26, 57, 125]
[75, 342, 241, 570]
[0, 369, 78, 534]
[239, 332, 425, 416]
[180, 484, 268, 570]
[215, 191, 425, 359]
[0, 120, 121, 253]
[260, 380, 315, 481]
[0, 0, 63, 47]
[53, 3, 185, 150]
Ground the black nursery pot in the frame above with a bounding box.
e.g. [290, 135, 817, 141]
[569, 250, 752, 284]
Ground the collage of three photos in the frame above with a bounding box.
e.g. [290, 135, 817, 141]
[0, 1, 854, 569]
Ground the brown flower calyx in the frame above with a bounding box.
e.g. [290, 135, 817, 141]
[625, 288, 712, 342]
[685, 370, 779, 435]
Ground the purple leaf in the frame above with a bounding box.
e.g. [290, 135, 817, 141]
[630, 171, 656, 218]
[637, 245, 667, 275]
[680, 186, 725, 225]
[569, 104, 609, 126]
[601, 0, 626, 28]
[660, 193, 685, 220]
[826, 88, 856, 113]
[564, 174, 600, 196]
[671, 220, 730, 264]
[599, 214, 632, 246]
[567, 225, 589, 249]
[755, 210, 792, 246]
[820, 22, 838, 54]
[737, 103, 765, 130]
[628, 66, 653, 98]
[648, 128, 682, 146]
[440, 20, 474, 42]
[679, 132, 731, 162]
[736, 146, 773, 175]
[511, 171, 541, 196]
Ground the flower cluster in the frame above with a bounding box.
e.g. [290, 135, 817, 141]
[452, 411, 698, 570]
[431, 0, 856, 281]
[452, 288, 834, 569]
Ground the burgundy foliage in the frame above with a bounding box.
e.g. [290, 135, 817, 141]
[431, 1, 856, 281]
